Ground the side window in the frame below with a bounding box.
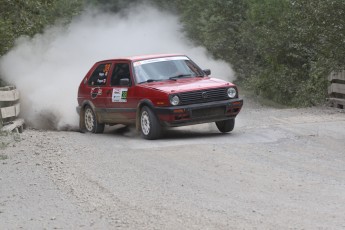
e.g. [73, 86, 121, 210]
[88, 63, 112, 86]
[111, 63, 131, 86]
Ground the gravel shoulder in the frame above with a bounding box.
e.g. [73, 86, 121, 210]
[1, 96, 345, 229]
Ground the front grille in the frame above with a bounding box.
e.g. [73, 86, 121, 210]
[179, 88, 228, 105]
[192, 106, 225, 118]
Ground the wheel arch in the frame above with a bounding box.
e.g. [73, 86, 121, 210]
[80, 100, 97, 111]
[135, 99, 156, 131]
[79, 100, 100, 131]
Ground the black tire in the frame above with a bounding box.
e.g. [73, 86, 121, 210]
[216, 119, 235, 133]
[140, 106, 162, 140]
[84, 106, 104, 133]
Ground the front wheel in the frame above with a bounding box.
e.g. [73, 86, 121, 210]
[140, 106, 162, 140]
[215, 119, 235, 133]
[84, 106, 105, 133]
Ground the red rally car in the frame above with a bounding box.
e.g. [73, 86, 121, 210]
[77, 54, 243, 139]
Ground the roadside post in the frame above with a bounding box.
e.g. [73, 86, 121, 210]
[0, 86, 25, 133]
[328, 70, 345, 109]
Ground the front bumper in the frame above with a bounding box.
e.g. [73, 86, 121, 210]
[154, 98, 243, 127]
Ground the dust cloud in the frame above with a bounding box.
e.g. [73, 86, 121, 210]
[0, 4, 234, 130]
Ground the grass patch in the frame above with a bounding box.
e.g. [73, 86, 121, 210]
[0, 141, 9, 149]
[0, 130, 21, 150]
[0, 154, 8, 160]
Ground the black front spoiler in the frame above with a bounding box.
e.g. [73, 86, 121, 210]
[154, 98, 243, 127]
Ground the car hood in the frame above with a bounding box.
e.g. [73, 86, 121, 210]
[139, 77, 234, 93]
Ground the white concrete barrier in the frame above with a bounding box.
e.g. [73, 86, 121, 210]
[0, 86, 25, 132]
[328, 71, 345, 109]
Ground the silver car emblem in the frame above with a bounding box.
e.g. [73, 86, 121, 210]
[202, 92, 208, 99]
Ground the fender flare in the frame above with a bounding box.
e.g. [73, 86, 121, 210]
[135, 99, 156, 131]
[79, 100, 101, 132]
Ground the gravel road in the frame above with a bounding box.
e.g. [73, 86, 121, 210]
[1, 96, 345, 229]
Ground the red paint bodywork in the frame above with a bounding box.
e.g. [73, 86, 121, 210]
[77, 54, 243, 129]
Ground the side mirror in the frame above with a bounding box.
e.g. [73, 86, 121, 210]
[203, 69, 211, 76]
[119, 78, 130, 86]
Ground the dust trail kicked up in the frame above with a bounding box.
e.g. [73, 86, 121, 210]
[0, 4, 234, 130]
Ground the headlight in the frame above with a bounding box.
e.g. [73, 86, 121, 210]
[170, 95, 180, 106]
[227, 87, 237, 98]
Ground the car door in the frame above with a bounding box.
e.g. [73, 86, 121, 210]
[85, 62, 112, 120]
[103, 62, 137, 124]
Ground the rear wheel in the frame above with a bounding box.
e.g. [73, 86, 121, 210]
[216, 119, 235, 133]
[84, 106, 104, 133]
[140, 106, 161, 140]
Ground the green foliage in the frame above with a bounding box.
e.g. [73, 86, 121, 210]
[1, 0, 344, 106]
[170, 0, 345, 106]
[242, 0, 344, 106]
[0, 0, 84, 56]
[85, 0, 146, 12]
[175, 1, 248, 59]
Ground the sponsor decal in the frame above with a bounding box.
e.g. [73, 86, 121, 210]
[91, 87, 102, 99]
[112, 88, 128, 102]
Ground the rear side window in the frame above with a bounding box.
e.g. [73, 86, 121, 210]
[88, 63, 112, 86]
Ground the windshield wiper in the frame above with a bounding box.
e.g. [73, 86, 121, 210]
[169, 74, 192, 80]
[139, 79, 162, 84]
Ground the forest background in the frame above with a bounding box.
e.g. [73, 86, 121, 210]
[1, 0, 344, 106]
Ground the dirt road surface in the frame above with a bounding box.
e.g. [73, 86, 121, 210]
[1, 96, 345, 229]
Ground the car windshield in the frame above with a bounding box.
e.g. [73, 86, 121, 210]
[133, 56, 205, 84]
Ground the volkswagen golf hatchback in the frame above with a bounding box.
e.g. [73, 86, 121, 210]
[77, 54, 243, 139]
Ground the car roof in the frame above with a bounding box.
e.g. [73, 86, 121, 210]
[97, 53, 186, 63]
